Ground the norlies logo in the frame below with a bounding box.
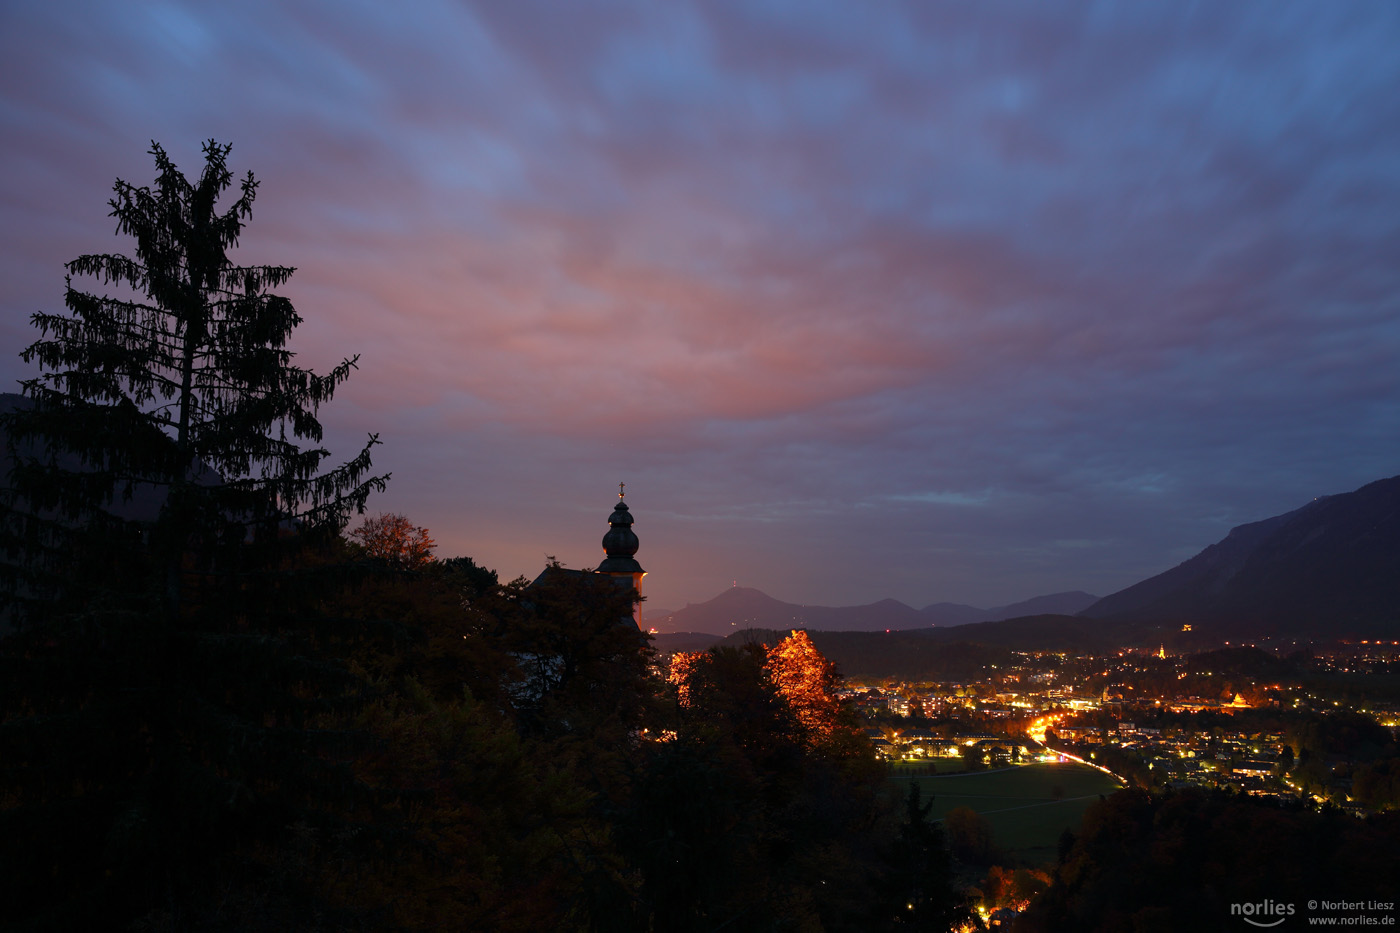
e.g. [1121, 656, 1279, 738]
[1231, 900, 1296, 927]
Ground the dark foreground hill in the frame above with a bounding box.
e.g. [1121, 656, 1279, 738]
[1081, 475, 1400, 638]
[652, 614, 1143, 680]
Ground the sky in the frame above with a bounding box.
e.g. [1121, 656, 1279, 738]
[2, 1, 1398, 620]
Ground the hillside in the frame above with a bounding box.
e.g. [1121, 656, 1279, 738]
[650, 476, 1400, 644]
[646, 586, 1099, 634]
[644, 586, 924, 634]
[707, 628, 1018, 681]
[921, 613, 1142, 653]
[1082, 475, 1400, 637]
[685, 614, 1137, 679]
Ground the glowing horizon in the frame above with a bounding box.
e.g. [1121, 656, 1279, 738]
[2, 2, 1398, 612]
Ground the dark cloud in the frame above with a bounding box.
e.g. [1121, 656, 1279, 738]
[3, 0, 1398, 615]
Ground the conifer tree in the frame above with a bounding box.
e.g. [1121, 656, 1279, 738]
[2, 139, 385, 625]
[0, 140, 388, 929]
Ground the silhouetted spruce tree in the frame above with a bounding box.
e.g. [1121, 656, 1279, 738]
[883, 782, 968, 929]
[0, 141, 387, 930]
[2, 139, 383, 623]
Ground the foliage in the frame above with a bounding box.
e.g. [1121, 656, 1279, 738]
[2, 139, 385, 626]
[0, 139, 977, 931]
[335, 681, 599, 932]
[735, 628, 1014, 683]
[0, 547, 378, 931]
[959, 743, 987, 770]
[883, 782, 969, 929]
[1352, 756, 1400, 810]
[971, 864, 1051, 916]
[943, 805, 996, 864]
[1016, 788, 1400, 932]
[0, 141, 386, 931]
[349, 512, 436, 569]
[645, 635, 949, 930]
[764, 629, 844, 746]
[1286, 709, 1396, 761]
[666, 649, 708, 708]
[487, 566, 653, 745]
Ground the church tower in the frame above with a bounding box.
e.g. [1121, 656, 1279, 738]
[597, 484, 645, 627]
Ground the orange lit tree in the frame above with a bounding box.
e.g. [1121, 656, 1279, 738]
[764, 629, 844, 744]
[350, 511, 436, 568]
[644, 635, 957, 928]
[667, 650, 708, 708]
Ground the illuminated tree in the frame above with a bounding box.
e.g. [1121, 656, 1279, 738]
[975, 864, 1051, 914]
[350, 511, 436, 568]
[645, 639, 914, 928]
[764, 629, 843, 743]
[667, 650, 708, 708]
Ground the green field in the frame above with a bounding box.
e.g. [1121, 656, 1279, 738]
[896, 761, 1125, 864]
[887, 757, 974, 776]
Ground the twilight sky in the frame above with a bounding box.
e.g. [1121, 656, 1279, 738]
[3, 1, 1398, 619]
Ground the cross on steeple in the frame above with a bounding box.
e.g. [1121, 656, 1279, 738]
[618, 481, 626, 499]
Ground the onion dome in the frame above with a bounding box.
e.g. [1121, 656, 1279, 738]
[597, 494, 644, 574]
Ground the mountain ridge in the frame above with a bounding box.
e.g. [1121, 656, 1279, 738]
[649, 476, 1400, 641]
[644, 586, 1100, 635]
[1080, 474, 1400, 637]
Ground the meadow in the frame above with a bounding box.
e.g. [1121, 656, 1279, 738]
[897, 761, 1125, 864]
